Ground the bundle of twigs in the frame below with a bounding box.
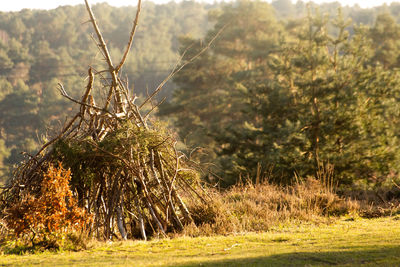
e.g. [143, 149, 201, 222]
[0, 0, 208, 240]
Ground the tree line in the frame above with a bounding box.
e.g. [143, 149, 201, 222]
[2, 0, 400, 189]
[159, 0, 400, 189]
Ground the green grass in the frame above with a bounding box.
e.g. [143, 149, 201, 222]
[1, 216, 400, 266]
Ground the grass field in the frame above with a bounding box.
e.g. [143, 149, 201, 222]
[1, 216, 400, 266]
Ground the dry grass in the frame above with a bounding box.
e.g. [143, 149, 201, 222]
[342, 186, 400, 218]
[184, 177, 358, 236]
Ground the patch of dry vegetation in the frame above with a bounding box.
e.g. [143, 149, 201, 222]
[183, 177, 358, 236]
[343, 186, 400, 218]
[0, 164, 91, 253]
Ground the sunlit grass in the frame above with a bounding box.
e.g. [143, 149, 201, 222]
[1, 216, 400, 266]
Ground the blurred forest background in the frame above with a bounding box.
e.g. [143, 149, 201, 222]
[2, 0, 400, 190]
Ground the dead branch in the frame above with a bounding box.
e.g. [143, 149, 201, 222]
[115, 0, 142, 73]
[84, 0, 114, 71]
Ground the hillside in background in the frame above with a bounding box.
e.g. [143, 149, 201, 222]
[1, 0, 400, 184]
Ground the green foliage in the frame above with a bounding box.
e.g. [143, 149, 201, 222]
[160, 0, 282, 184]
[369, 13, 400, 68]
[163, 5, 400, 187]
[0, 49, 13, 70]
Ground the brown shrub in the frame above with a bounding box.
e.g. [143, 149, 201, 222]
[4, 163, 92, 248]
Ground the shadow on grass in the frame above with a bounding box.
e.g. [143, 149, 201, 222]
[175, 246, 400, 266]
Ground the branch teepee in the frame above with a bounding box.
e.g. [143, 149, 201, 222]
[0, 0, 207, 241]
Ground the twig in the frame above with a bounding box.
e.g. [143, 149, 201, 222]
[143, 97, 166, 122]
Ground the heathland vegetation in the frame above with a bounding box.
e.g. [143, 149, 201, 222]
[1, 0, 400, 262]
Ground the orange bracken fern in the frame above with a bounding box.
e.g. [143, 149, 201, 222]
[6, 163, 92, 241]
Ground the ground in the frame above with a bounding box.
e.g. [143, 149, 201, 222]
[1, 216, 400, 266]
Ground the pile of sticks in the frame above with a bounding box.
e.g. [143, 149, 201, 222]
[0, 0, 207, 240]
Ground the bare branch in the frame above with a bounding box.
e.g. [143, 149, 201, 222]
[143, 96, 166, 122]
[84, 0, 114, 71]
[80, 67, 94, 117]
[115, 0, 142, 73]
